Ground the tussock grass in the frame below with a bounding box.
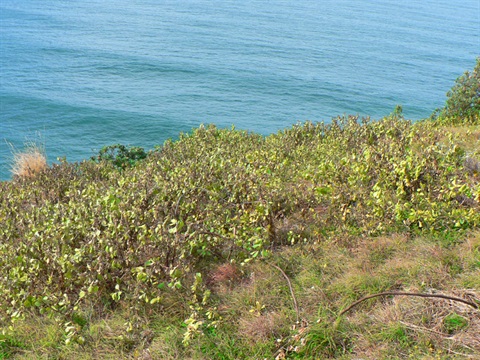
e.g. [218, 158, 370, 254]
[9, 143, 47, 178]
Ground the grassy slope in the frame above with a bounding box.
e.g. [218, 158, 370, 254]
[1, 118, 479, 359]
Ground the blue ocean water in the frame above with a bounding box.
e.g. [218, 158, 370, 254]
[1, 0, 479, 180]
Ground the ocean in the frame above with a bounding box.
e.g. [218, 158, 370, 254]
[1, 0, 479, 180]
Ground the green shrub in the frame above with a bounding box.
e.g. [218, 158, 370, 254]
[91, 144, 148, 169]
[435, 57, 480, 124]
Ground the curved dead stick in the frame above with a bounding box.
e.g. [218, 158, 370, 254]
[268, 262, 300, 323]
[339, 291, 479, 316]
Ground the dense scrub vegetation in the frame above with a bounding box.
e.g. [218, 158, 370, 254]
[1, 114, 479, 358]
[1, 61, 479, 358]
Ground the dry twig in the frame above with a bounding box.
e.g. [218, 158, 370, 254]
[339, 291, 479, 316]
[267, 262, 300, 323]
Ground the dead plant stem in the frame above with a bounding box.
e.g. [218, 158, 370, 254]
[267, 262, 300, 323]
[339, 291, 479, 316]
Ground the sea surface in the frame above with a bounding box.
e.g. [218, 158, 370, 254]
[1, 0, 479, 180]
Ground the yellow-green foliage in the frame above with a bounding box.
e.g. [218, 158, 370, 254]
[0, 116, 479, 350]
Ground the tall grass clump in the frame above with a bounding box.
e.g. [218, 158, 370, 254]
[9, 140, 47, 178]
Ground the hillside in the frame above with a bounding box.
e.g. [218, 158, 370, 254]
[1, 58, 480, 360]
[1, 110, 479, 359]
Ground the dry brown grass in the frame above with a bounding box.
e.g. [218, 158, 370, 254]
[11, 145, 47, 177]
[207, 262, 243, 296]
[362, 289, 480, 358]
[238, 311, 288, 343]
[334, 232, 480, 359]
[442, 125, 480, 153]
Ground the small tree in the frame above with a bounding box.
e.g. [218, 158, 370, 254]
[439, 57, 480, 123]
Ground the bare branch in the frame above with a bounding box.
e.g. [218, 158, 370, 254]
[339, 291, 479, 316]
[267, 262, 300, 323]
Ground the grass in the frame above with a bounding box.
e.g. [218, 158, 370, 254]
[9, 142, 47, 178]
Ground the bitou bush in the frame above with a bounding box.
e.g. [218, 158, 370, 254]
[0, 116, 478, 343]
